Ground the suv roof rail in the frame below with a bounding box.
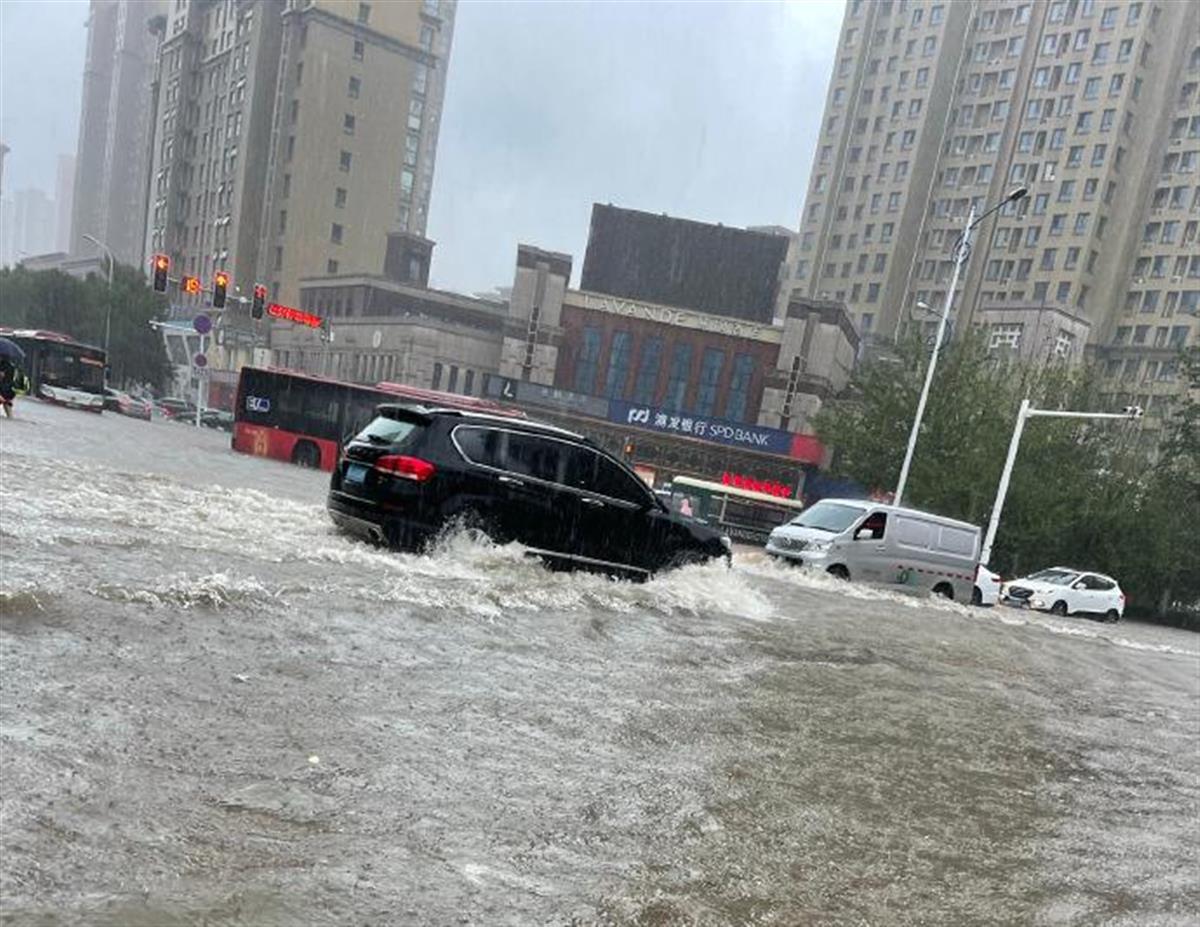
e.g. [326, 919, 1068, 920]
[376, 403, 586, 441]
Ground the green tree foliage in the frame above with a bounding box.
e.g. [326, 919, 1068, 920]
[815, 333, 1200, 623]
[0, 263, 170, 389]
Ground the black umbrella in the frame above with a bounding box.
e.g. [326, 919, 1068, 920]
[0, 337, 25, 362]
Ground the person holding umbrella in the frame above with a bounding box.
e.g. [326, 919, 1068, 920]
[0, 336, 28, 418]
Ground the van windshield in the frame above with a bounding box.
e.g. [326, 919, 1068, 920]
[789, 501, 868, 534]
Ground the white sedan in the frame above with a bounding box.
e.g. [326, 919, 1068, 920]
[1000, 567, 1125, 622]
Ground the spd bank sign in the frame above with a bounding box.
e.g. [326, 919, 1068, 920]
[608, 400, 824, 463]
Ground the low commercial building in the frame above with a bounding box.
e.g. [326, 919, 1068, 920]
[268, 205, 859, 495]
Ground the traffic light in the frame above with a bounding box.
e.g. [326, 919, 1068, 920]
[212, 271, 229, 308]
[251, 284, 267, 320]
[152, 254, 169, 292]
[181, 274, 201, 295]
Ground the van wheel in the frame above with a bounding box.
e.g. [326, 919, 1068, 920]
[827, 564, 850, 581]
[971, 586, 983, 606]
[1104, 609, 1120, 623]
[933, 582, 954, 600]
[292, 441, 321, 469]
[1050, 600, 1068, 616]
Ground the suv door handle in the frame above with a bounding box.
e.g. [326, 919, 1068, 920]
[497, 474, 525, 487]
[581, 497, 605, 507]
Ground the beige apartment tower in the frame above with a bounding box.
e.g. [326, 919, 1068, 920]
[143, 0, 455, 310]
[795, 0, 1199, 422]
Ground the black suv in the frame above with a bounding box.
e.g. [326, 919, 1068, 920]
[327, 405, 730, 577]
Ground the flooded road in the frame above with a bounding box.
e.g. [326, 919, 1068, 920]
[2, 401, 1198, 925]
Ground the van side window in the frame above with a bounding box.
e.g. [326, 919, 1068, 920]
[592, 455, 650, 506]
[854, 512, 887, 540]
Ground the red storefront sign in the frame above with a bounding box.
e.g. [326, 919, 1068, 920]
[722, 471, 793, 498]
[267, 303, 324, 328]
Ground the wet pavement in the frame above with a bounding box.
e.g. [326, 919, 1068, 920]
[1, 400, 1198, 925]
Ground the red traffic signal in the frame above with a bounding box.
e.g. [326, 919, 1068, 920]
[181, 274, 202, 295]
[152, 254, 169, 292]
[212, 271, 229, 308]
[251, 283, 267, 320]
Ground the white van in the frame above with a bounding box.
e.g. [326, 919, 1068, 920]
[766, 498, 981, 602]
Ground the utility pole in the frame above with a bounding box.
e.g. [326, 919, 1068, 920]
[980, 401, 1144, 566]
[894, 187, 1028, 507]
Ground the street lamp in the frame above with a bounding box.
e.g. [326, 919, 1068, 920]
[81, 233, 114, 380]
[893, 186, 1028, 506]
[979, 399, 1143, 566]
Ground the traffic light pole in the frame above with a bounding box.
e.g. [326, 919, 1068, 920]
[980, 400, 1144, 566]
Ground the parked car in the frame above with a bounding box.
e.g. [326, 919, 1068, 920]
[1001, 568, 1125, 622]
[766, 498, 981, 602]
[328, 405, 731, 578]
[200, 409, 234, 432]
[103, 388, 153, 421]
[973, 564, 1002, 607]
[157, 397, 197, 421]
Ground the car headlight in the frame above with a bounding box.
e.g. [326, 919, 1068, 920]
[808, 540, 832, 552]
[719, 536, 732, 552]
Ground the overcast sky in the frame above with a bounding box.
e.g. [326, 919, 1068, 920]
[0, 0, 844, 294]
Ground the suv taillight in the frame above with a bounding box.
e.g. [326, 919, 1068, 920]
[374, 455, 436, 482]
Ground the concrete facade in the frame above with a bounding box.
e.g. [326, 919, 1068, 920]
[976, 302, 1091, 364]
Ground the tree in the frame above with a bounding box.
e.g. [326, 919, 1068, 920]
[0, 263, 171, 389]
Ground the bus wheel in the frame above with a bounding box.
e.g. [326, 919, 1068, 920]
[933, 582, 954, 600]
[827, 564, 850, 581]
[292, 441, 320, 468]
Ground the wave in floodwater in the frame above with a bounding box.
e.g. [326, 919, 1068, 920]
[2, 453, 1196, 655]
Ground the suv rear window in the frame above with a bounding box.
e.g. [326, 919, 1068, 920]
[355, 413, 423, 447]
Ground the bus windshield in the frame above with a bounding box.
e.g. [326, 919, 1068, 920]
[789, 501, 868, 534]
[41, 344, 105, 393]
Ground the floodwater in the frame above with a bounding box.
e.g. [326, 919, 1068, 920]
[1, 401, 1197, 926]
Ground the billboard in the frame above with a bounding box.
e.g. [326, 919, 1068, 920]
[608, 400, 825, 464]
[580, 204, 787, 324]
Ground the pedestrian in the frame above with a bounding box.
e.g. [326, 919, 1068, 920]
[0, 357, 17, 418]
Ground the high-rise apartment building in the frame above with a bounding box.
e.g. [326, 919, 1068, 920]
[794, 0, 1199, 420]
[143, 0, 455, 311]
[71, 0, 164, 265]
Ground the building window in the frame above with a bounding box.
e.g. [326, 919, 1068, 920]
[724, 354, 755, 424]
[603, 331, 633, 399]
[400, 169, 415, 198]
[664, 343, 692, 412]
[463, 369, 475, 395]
[335, 187, 347, 208]
[348, 76, 360, 99]
[408, 99, 423, 131]
[574, 326, 602, 395]
[327, 259, 339, 274]
[358, 2, 370, 24]
[339, 150, 352, 172]
[632, 337, 663, 404]
[420, 25, 435, 50]
[343, 113, 356, 135]
[989, 323, 1023, 351]
[331, 223, 343, 244]
[431, 361, 442, 389]
[353, 39, 364, 61]
[281, 173, 291, 198]
[694, 348, 725, 417]
[447, 365, 458, 392]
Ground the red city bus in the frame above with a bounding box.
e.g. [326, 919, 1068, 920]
[232, 366, 524, 470]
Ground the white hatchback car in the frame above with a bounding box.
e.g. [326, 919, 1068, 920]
[1001, 567, 1125, 622]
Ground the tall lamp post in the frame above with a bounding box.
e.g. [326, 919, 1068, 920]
[893, 186, 1028, 506]
[980, 400, 1144, 566]
[81, 233, 114, 382]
